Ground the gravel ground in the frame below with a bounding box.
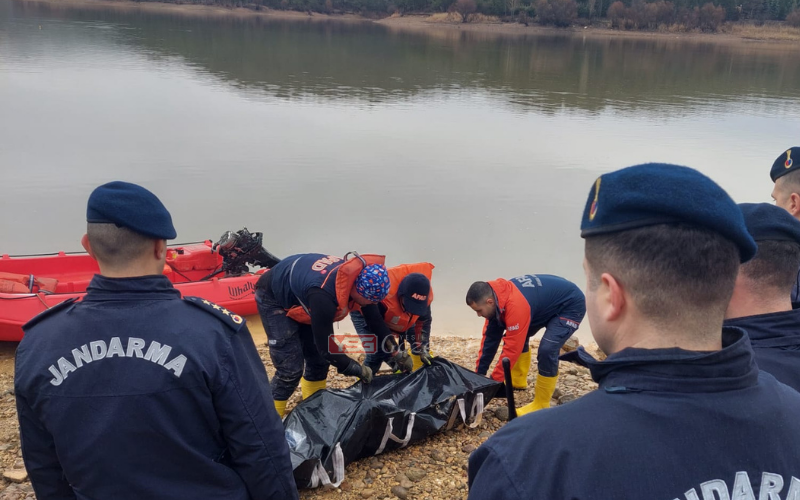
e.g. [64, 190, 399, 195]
[0, 320, 604, 500]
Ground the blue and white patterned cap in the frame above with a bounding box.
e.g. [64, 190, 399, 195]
[355, 264, 390, 303]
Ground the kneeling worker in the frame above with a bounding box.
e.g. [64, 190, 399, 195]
[724, 203, 800, 391]
[255, 253, 413, 417]
[466, 274, 585, 415]
[351, 263, 435, 373]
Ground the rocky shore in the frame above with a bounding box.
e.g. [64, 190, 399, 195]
[0, 332, 603, 500]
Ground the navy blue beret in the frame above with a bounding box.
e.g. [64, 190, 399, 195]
[739, 202, 800, 245]
[580, 163, 757, 263]
[87, 181, 177, 240]
[770, 147, 800, 182]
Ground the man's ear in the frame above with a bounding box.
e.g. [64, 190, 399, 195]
[486, 297, 494, 306]
[789, 192, 800, 218]
[154, 240, 168, 261]
[81, 234, 95, 259]
[601, 272, 626, 322]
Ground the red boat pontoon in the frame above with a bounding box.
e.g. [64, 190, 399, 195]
[0, 230, 276, 341]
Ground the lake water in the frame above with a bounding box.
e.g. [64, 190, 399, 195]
[2, 0, 800, 341]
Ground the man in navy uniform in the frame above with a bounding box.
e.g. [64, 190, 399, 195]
[468, 164, 800, 499]
[769, 146, 800, 302]
[15, 181, 298, 500]
[724, 203, 800, 391]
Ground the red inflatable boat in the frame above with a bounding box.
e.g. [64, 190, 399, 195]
[0, 235, 272, 341]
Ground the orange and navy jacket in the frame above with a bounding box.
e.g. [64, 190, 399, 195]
[354, 262, 434, 351]
[264, 253, 386, 325]
[476, 274, 585, 382]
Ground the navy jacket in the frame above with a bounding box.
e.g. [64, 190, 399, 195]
[725, 308, 800, 392]
[15, 275, 298, 500]
[468, 328, 800, 500]
[265, 253, 341, 309]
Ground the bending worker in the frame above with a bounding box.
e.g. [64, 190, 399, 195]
[255, 252, 413, 417]
[351, 263, 435, 373]
[15, 181, 297, 499]
[466, 274, 585, 415]
[724, 203, 800, 391]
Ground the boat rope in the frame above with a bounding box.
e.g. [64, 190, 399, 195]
[5, 241, 208, 258]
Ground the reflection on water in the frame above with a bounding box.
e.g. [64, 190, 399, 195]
[5, 0, 800, 114]
[1, 0, 800, 338]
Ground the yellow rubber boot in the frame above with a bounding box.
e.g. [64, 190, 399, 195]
[511, 350, 532, 389]
[274, 399, 287, 418]
[516, 373, 558, 416]
[300, 377, 327, 400]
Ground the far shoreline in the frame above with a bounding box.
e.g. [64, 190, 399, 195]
[16, 0, 800, 47]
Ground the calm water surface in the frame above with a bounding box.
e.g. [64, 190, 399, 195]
[2, 0, 800, 338]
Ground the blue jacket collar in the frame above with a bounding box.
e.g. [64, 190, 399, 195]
[83, 274, 181, 301]
[724, 307, 800, 348]
[560, 327, 758, 393]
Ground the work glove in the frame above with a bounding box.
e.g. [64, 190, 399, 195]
[389, 350, 413, 374]
[344, 361, 373, 384]
[419, 350, 434, 366]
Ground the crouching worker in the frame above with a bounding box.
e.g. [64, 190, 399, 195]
[724, 203, 800, 391]
[15, 182, 298, 500]
[466, 274, 585, 414]
[255, 253, 413, 417]
[351, 263, 435, 373]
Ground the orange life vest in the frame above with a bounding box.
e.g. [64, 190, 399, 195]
[381, 262, 434, 333]
[285, 254, 386, 325]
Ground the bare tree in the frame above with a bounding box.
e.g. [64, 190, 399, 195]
[452, 0, 477, 22]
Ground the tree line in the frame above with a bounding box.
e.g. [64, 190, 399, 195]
[143, 0, 800, 30]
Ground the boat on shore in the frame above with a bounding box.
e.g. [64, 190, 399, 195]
[0, 229, 277, 341]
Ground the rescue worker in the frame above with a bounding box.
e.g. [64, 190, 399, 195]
[468, 163, 800, 499]
[255, 253, 413, 417]
[724, 203, 800, 391]
[15, 181, 298, 500]
[351, 263, 435, 373]
[466, 274, 585, 414]
[769, 146, 800, 302]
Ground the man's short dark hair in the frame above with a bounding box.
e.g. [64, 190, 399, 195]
[584, 223, 740, 327]
[87, 223, 156, 268]
[739, 240, 800, 293]
[778, 169, 800, 195]
[466, 281, 493, 305]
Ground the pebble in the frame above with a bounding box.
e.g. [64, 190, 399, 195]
[391, 485, 409, 499]
[559, 393, 578, 404]
[405, 468, 427, 482]
[494, 407, 509, 421]
[478, 431, 491, 439]
[360, 489, 375, 499]
[461, 444, 476, 453]
[2, 470, 28, 483]
[430, 450, 446, 462]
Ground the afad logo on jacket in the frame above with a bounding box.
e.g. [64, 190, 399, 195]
[507, 324, 520, 331]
